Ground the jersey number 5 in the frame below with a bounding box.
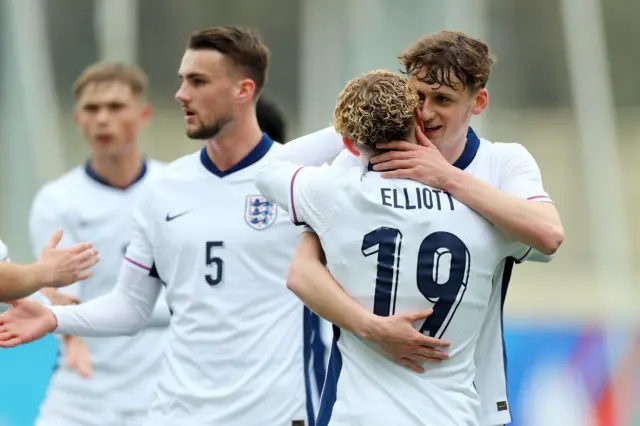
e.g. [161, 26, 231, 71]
[362, 227, 470, 338]
[205, 241, 224, 286]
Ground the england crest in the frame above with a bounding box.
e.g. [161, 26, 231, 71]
[245, 195, 278, 230]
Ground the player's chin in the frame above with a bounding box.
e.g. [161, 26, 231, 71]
[185, 125, 203, 140]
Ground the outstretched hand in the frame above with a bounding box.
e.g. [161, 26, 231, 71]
[37, 229, 99, 288]
[0, 299, 58, 348]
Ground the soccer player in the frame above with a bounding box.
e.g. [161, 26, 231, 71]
[283, 31, 563, 426]
[28, 62, 170, 426]
[0, 230, 98, 303]
[0, 26, 322, 426]
[256, 69, 528, 425]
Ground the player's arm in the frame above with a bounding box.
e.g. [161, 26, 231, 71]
[146, 288, 171, 328]
[444, 144, 563, 255]
[288, 231, 450, 373]
[256, 145, 337, 230]
[373, 131, 564, 255]
[0, 231, 98, 302]
[281, 126, 346, 166]
[0, 263, 53, 301]
[0, 192, 163, 347]
[0, 259, 163, 347]
[49, 190, 165, 337]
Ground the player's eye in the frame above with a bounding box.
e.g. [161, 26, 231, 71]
[108, 103, 125, 111]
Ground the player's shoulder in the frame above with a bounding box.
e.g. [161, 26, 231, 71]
[145, 158, 168, 173]
[146, 150, 201, 186]
[479, 138, 535, 163]
[32, 165, 86, 207]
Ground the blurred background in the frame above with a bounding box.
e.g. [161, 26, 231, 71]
[1, 0, 639, 425]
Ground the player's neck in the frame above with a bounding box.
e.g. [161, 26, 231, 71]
[438, 132, 468, 166]
[90, 148, 144, 189]
[205, 114, 263, 172]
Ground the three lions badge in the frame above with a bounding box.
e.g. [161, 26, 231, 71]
[245, 196, 277, 230]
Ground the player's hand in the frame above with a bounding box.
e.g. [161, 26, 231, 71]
[365, 309, 451, 373]
[370, 125, 458, 189]
[36, 229, 99, 288]
[64, 335, 93, 379]
[0, 299, 58, 348]
[40, 288, 81, 306]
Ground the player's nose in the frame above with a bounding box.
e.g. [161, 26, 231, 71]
[420, 102, 437, 121]
[175, 86, 190, 103]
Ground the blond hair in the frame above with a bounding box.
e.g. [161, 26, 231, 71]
[73, 61, 148, 99]
[334, 70, 419, 152]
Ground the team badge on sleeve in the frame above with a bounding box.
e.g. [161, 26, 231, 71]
[245, 195, 278, 230]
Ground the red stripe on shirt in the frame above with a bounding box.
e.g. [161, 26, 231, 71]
[125, 256, 151, 271]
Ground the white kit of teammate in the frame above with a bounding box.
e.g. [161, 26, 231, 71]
[30, 160, 171, 426]
[44, 135, 310, 425]
[256, 124, 553, 426]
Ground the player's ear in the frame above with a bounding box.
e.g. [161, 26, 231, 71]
[235, 79, 256, 104]
[470, 88, 488, 116]
[342, 137, 360, 157]
[140, 103, 152, 127]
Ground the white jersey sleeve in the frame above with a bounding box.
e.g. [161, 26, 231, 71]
[257, 159, 338, 233]
[29, 189, 81, 297]
[51, 185, 163, 336]
[497, 143, 552, 203]
[495, 143, 555, 263]
[284, 126, 346, 166]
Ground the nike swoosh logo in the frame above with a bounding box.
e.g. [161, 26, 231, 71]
[166, 210, 192, 222]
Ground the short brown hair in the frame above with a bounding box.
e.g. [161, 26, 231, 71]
[334, 70, 419, 151]
[73, 62, 148, 99]
[399, 30, 493, 91]
[188, 26, 270, 97]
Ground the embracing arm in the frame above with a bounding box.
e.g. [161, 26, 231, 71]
[373, 130, 564, 255]
[288, 231, 450, 372]
[443, 171, 563, 255]
[287, 232, 379, 337]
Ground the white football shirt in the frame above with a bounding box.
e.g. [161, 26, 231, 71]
[51, 134, 322, 426]
[29, 160, 171, 416]
[256, 130, 537, 426]
[261, 126, 555, 426]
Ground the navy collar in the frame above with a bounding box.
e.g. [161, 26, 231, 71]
[85, 159, 148, 190]
[367, 127, 480, 172]
[200, 132, 273, 177]
[452, 127, 480, 170]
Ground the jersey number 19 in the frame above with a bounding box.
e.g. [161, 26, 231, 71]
[362, 227, 470, 338]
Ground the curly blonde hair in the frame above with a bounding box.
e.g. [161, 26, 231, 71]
[334, 70, 419, 152]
